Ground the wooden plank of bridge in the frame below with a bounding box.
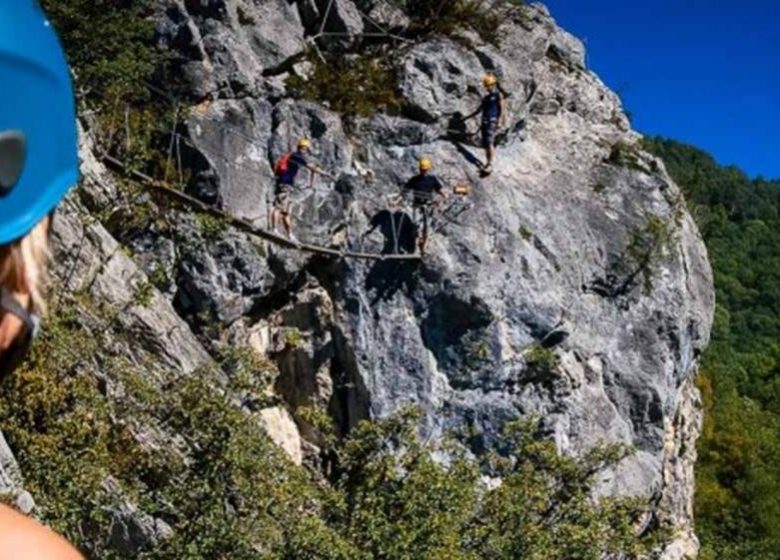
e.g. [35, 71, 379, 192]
[100, 154, 421, 262]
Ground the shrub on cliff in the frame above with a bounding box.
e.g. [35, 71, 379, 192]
[287, 52, 404, 118]
[41, 0, 179, 179]
[390, 0, 521, 44]
[40, 0, 160, 102]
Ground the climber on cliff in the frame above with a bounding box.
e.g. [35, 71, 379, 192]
[396, 158, 447, 254]
[271, 138, 333, 244]
[0, 4, 85, 559]
[463, 73, 506, 174]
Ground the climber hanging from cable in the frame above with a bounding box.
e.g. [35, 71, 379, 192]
[396, 157, 447, 255]
[271, 138, 334, 244]
[0, 4, 85, 559]
[463, 73, 506, 175]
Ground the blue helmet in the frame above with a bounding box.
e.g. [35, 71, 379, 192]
[0, 2, 79, 245]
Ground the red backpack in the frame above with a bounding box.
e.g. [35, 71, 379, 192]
[274, 152, 292, 176]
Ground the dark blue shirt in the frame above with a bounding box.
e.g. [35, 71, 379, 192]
[404, 174, 443, 205]
[277, 151, 309, 186]
[481, 91, 502, 121]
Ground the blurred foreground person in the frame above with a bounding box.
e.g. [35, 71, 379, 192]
[0, 3, 83, 558]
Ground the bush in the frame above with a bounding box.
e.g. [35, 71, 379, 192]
[41, 0, 162, 104]
[327, 410, 660, 559]
[391, 0, 520, 45]
[287, 52, 404, 118]
[0, 302, 147, 557]
[590, 213, 677, 299]
[607, 141, 647, 173]
[42, 0, 179, 181]
[525, 344, 559, 379]
[623, 214, 676, 295]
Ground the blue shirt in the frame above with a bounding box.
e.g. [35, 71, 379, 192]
[481, 91, 502, 121]
[277, 151, 309, 186]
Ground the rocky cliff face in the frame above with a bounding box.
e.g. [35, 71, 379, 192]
[7, 1, 714, 557]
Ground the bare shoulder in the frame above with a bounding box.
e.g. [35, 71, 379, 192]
[0, 505, 83, 559]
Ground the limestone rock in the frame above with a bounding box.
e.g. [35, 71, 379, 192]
[399, 38, 485, 123]
[185, 97, 275, 220]
[157, 0, 306, 98]
[299, 0, 365, 38]
[102, 478, 174, 556]
[259, 406, 304, 465]
[0, 432, 34, 514]
[155, 10, 714, 554]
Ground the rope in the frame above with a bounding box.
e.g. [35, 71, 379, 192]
[163, 102, 179, 183]
[317, 0, 337, 37]
[308, 0, 411, 44]
[124, 106, 131, 154]
[175, 131, 184, 187]
[100, 153, 420, 262]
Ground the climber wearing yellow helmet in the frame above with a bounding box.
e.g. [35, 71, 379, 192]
[399, 157, 447, 254]
[464, 73, 506, 174]
[271, 138, 332, 244]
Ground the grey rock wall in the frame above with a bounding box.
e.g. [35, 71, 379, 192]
[150, 1, 715, 555]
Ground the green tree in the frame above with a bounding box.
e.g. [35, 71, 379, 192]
[41, 0, 160, 102]
[645, 137, 780, 558]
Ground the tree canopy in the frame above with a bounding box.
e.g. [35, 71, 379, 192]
[645, 137, 780, 558]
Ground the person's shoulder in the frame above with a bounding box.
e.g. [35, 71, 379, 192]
[0, 506, 83, 559]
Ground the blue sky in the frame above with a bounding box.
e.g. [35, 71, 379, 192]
[543, 1, 780, 179]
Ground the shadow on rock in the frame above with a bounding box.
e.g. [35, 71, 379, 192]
[365, 209, 418, 256]
[365, 259, 421, 306]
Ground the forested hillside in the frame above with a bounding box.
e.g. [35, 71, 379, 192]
[646, 138, 780, 558]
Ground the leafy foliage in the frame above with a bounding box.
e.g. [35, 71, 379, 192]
[41, 0, 181, 181]
[607, 141, 650, 173]
[320, 410, 659, 560]
[623, 214, 677, 295]
[287, 52, 404, 118]
[525, 344, 559, 379]
[390, 0, 521, 44]
[40, 0, 160, 102]
[645, 137, 780, 558]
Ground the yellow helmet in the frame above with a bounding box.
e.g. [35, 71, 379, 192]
[483, 73, 497, 87]
[298, 138, 311, 150]
[418, 157, 432, 172]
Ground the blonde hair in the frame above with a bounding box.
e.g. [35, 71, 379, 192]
[0, 220, 50, 315]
